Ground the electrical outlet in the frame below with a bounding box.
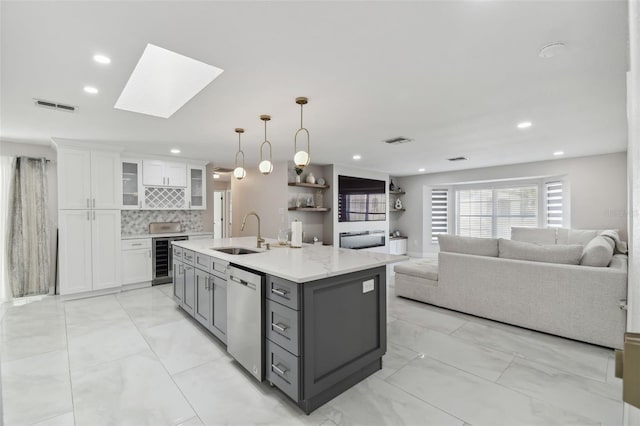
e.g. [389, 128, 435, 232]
[362, 279, 375, 293]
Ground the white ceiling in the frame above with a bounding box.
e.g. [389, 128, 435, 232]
[0, 1, 629, 176]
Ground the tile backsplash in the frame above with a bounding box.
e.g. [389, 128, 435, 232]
[121, 210, 205, 236]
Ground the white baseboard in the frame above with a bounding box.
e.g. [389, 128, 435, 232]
[122, 281, 152, 292]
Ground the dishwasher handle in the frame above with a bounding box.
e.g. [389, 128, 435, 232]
[229, 275, 256, 290]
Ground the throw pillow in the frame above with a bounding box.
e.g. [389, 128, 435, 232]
[498, 239, 583, 265]
[511, 227, 557, 244]
[580, 235, 615, 267]
[438, 235, 498, 257]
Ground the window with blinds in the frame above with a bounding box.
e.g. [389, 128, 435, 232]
[431, 189, 449, 243]
[455, 185, 538, 239]
[546, 181, 564, 227]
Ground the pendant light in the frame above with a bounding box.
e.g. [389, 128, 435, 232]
[233, 128, 246, 180]
[258, 115, 274, 175]
[293, 96, 311, 168]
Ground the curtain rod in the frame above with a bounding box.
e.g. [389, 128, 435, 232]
[17, 156, 51, 163]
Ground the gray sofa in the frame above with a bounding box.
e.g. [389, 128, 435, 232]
[394, 229, 628, 349]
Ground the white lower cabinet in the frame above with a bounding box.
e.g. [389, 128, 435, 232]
[122, 238, 152, 285]
[59, 209, 122, 295]
[389, 238, 408, 255]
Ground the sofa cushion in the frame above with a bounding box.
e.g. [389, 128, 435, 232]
[498, 239, 583, 265]
[394, 257, 439, 281]
[438, 235, 498, 257]
[511, 227, 557, 244]
[580, 235, 615, 267]
[556, 228, 600, 245]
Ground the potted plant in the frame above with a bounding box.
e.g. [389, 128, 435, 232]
[295, 167, 304, 183]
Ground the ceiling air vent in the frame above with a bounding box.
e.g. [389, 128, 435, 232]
[447, 156, 468, 162]
[384, 136, 413, 145]
[34, 99, 78, 113]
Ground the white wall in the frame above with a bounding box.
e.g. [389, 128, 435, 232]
[625, 0, 639, 423]
[231, 161, 288, 240]
[0, 141, 58, 292]
[202, 164, 230, 233]
[395, 152, 628, 256]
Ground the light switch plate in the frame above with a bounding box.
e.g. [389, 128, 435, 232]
[362, 279, 375, 293]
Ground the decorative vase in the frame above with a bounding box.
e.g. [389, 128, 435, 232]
[306, 172, 316, 184]
[315, 190, 323, 208]
[295, 175, 301, 183]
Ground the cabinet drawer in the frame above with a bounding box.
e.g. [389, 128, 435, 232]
[210, 257, 228, 278]
[266, 300, 300, 356]
[172, 246, 183, 259]
[266, 340, 300, 402]
[122, 238, 151, 250]
[183, 249, 195, 265]
[266, 276, 299, 310]
[195, 253, 210, 272]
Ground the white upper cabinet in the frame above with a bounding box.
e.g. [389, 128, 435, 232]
[58, 149, 120, 210]
[122, 159, 143, 209]
[143, 160, 186, 187]
[188, 165, 206, 209]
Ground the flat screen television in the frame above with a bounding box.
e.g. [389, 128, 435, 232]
[338, 175, 386, 222]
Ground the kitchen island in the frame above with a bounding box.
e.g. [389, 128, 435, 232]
[171, 236, 407, 414]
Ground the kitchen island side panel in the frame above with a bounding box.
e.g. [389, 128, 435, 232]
[301, 266, 386, 409]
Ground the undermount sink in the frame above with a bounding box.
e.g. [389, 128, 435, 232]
[212, 247, 261, 255]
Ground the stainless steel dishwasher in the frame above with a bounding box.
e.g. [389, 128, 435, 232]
[226, 265, 265, 381]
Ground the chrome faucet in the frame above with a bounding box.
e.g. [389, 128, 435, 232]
[241, 212, 265, 248]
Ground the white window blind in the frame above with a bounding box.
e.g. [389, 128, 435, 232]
[455, 185, 538, 239]
[431, 189, 448, 243]
[546, 181, 564, 227]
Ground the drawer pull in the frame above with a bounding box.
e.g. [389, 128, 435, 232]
[131, 243, 143, 246]
[271, 322, 288, 333]
[271, 363, 288, 376]
[271, 288, 288, 297]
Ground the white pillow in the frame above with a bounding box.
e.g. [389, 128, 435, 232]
[580, 235, 615, 267]
[498, 239, 583, 265]
[438, 235, 498, 257]
[511, 227, 557, 244]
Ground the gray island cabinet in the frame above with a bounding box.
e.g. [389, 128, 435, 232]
[171, 237, 405, 414]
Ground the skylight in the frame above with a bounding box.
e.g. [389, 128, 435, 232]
[114, 44, 223, 118]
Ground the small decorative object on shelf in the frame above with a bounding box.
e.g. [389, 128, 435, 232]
[389, 179, 397, 192]
[295, 167, 303, 183]
[395, 199, 403, 210]
[315, 190, 323, 208]
[306, 172, 316, 184]
[317, 177, 326, 185]
[296, 195, 302, 208]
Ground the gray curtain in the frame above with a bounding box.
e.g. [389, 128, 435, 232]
[8, 157, 50, 298]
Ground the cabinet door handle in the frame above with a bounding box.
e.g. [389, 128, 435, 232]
[93, 198, 96, 208]
[86, 198, 90, 208]
[93, 211, 96, 220]
[131, 243, 143, 246]
[271, 288, 288, 297]
[189, 201, 191, 208]
[167, 177, 170, 186]
[271, 363, 288, 376]
[271, 323, 288, 333]
[86, 211, 90, 221]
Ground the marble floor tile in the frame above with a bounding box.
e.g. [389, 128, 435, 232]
[64, 295, 132, 331]
[387, 298, 467, 334]
[1, 350, 73, 425]
[67, 320, 150, 372]
[157, 283, 175, 297]
[177, 416, 205, 426]
[452, 321, 611, 381]
[71, 350, 195, 426]
[118, 293, 189, 329]
[0, 327, 68, 362]
[173, 357, 321, 426]
[497, 358, 623, 425]
[317, 376, 464, 426]
[31, 411, 75, 426]
[374, 342, 421, 380]
[141, 318, 227, 374]
[386, 356, 599, 426]
[388, 320, 514, 381]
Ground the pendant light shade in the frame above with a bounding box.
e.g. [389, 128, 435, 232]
[293, 97, 311, 168]
[258, 115, 274, 175]
[233, 128, 246, 180]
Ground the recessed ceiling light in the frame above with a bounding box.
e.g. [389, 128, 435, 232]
[115, 43, 224, 118]
[539, 42, 566, 59]
[353, 155, 361, 160]
[93, 54, 111, 64]
[553, 151, 564, 156]
[517, 121, 532, 129]
[83, 86, 98, 94]
[170, 148, 181, 154]
[213, 173, 220, 179]
[418, 168, 425, 172]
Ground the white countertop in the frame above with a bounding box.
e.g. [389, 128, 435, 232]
[122, 231, 214, 240]
[172, 236, 408, 283]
